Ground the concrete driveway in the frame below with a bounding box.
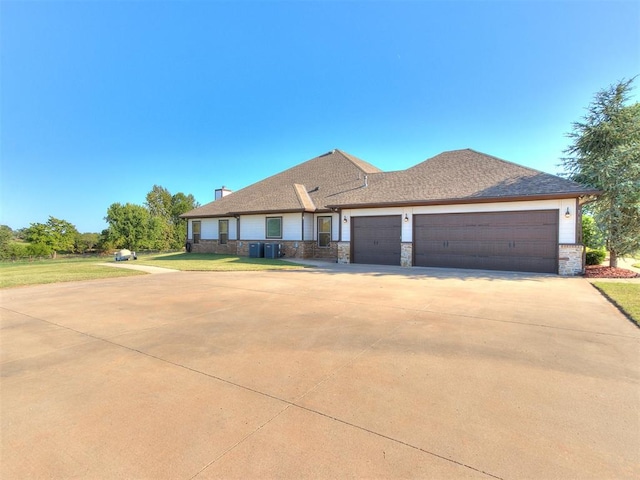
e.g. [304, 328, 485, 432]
[1, 265, 638, 479]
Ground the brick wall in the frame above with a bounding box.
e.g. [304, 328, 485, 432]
[189, 240, 238, 255]
[190, 239, 337, 260]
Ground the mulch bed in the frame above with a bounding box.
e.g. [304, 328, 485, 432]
[584, 265, 640, 278]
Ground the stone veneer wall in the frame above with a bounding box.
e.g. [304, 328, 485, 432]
[337, 242, 350, 264]
[400, 243, 412, 267]
[558, 244, 584, 276]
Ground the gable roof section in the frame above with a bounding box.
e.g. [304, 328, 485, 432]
[181, 149, 382, 218]
[182, 148, 599, 218]
[326, 149, 599, 208]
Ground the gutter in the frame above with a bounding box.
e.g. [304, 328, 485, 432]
[326, 191, 602, 210]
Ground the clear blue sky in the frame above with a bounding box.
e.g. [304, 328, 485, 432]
[1, 0, 638, 233]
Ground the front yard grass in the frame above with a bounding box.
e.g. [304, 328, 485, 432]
[0, 252, 308, 288]
[135, 252, 308, 271]
[592, 282, 640, 326]
[0, 257, 144, 289]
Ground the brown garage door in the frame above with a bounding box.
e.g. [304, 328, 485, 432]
[352, 215, 402, 266]
[414, 210, 558, 273]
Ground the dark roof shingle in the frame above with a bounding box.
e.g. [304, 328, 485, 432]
[326, 149, 598, 207]
[182, 148, 598, 218]
[181, 149, 381, 218]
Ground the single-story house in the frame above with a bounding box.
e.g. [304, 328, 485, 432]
[180, 149, 599, 275]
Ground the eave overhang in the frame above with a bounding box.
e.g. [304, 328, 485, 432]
[326, 191, 602, 210]
[180, 207, 318, 219]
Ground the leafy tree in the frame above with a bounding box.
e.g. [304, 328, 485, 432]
[145, 185, 174, 249]
[104, 203, 150, 251]
[0, 225, 14, 259]
[146, 185, 173, 218]
[144, 216, 170, 250]
[0, 225, 12, 246]
[103, 187, 200, 252]
[563, 79, 640, 267]
[14, 228, 28, 240]
[581, 214, 606, 249]
[97, 229, 116, 253]
[75, 232, 100, 253]
[24, 216, 79, 258]
[170, 192, 199, 247]
[144, 185, 200, 249]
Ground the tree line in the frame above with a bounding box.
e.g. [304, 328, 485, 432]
[0, 185, 199, 260]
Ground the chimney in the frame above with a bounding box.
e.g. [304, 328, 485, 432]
[215, 186, 232, 200]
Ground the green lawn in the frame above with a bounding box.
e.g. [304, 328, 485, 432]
[135, 252, 308, 271]
[0, 257, 144, 289]
[592, 282, 640, 326]
[0, 253, 308, 288]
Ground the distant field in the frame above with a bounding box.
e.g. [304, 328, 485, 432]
[0, 253, 307, 288]
[135, 252, 307, 271]
[0, 257, 144, 289]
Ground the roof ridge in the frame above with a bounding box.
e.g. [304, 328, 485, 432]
[411, 148, 560, 178]
[333, 149, 383, 173]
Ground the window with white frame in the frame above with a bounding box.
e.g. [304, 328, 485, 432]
[219, 219, 228, 245]
[192, 221, 201, 244]
[317, 216, 331, 247]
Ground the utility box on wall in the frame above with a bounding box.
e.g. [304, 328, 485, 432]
[249, 242, 264, 258]
[264, 243, 281, 259]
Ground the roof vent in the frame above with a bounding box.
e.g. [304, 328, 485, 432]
[364, 175, 368, 187]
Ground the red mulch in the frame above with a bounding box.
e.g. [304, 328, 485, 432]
[584, 265, 640, 278]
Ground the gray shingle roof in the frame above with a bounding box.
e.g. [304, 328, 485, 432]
[181, 149, 381, 218]
[326, 149, 599, 207]
[182, 148, 599, 218]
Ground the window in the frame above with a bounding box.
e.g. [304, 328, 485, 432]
[219, 219, 229, 245]
[266, 216, 282, 239]
[192, 221, 201, 244]
[318, 216, 331, 247]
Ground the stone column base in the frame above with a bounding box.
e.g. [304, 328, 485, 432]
[401, 243, 412, 267]
[558, 244, 584, 275]
[337, 242, 350, 264]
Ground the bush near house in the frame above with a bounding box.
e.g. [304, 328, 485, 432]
[585, 248, 606, 265]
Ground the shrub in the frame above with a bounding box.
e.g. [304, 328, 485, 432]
[586, 248, 606, 265]
[582, 215, 605, 249]
[2, 242, 29, 260]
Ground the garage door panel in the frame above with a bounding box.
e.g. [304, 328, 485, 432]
[414, 210, 558, 273]
[352, 216, 401, 266]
